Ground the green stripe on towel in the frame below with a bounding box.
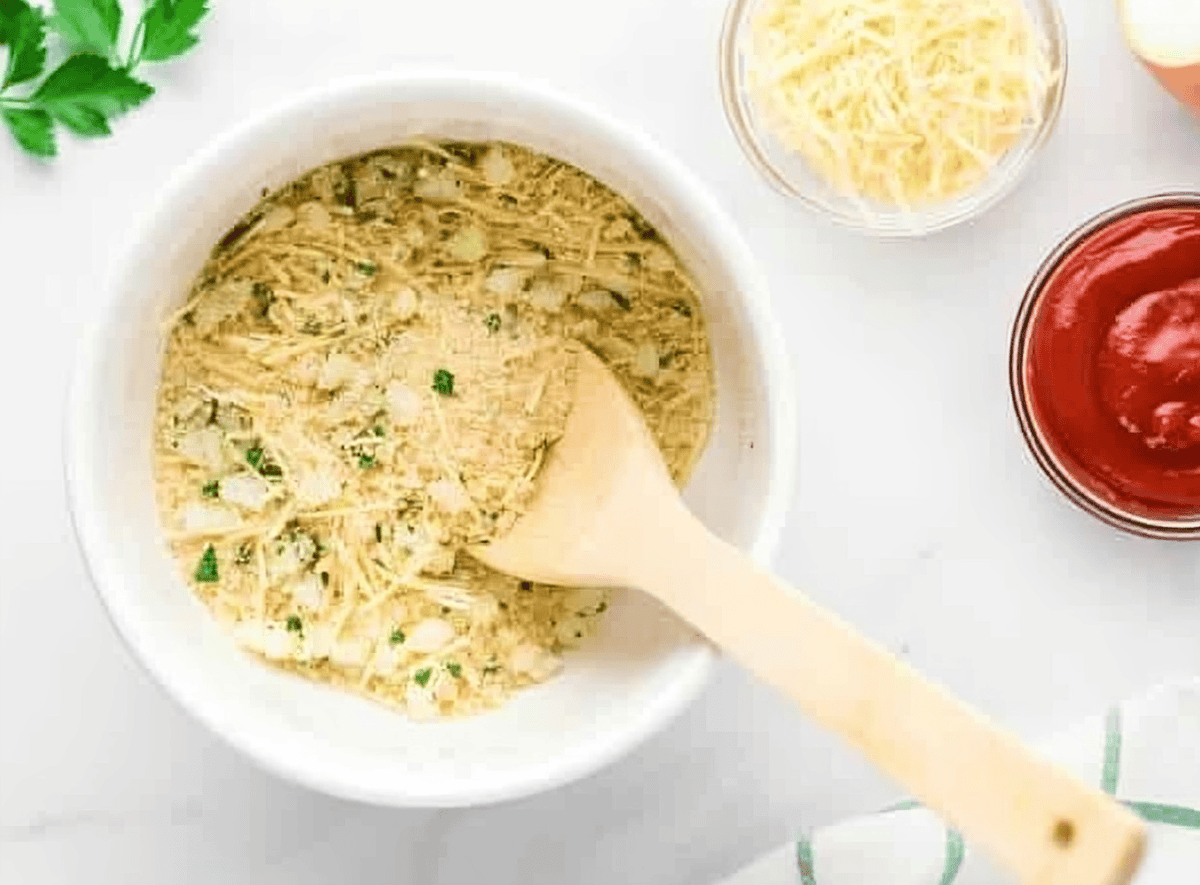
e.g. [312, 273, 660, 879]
[937, 830, 966, 885]
[1101, 707, 1122, 795]
[797, 837, 816, 885]
[879, 800, 923, 814]
[1126, 802, 1200, 828]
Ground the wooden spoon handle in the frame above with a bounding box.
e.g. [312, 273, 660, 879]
[633, 508, 1144, 885]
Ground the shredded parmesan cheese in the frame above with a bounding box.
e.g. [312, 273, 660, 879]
[746, 0, 1058, 207]
[153, 141, 714, 719]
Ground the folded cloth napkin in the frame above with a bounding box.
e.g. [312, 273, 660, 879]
[716, 680, 1200, 885]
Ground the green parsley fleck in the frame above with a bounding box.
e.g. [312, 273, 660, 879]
[251, 281, 274, 316]
[194, 546, 219, 583]
[484, 313, 501, 333]
[432, 368, 455, 396]
[246, 445, 264, 469]
[286, 615, 303, 633]
[358, 453, 376, 469]
[413, 667, 433, 687]
[355, 260, 377, 276]
[446, 661, 463, 679]
[372, 425, 385, 437]
[201, 479, 220, 498]
[389, 628, 405, 645]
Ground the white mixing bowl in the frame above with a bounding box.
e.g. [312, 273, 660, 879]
[64, 72, 797, 807]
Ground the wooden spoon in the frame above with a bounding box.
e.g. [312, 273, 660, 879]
[474, 347, 1144, 885]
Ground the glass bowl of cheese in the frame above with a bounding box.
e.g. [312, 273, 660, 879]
[719, 0, 1067, 236]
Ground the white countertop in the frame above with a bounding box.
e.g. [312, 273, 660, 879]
[4, 1, 1200, 882]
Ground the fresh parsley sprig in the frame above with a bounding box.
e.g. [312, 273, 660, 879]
[0, 0, 208, 159]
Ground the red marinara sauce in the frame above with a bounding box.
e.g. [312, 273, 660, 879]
[1026, 206, 1200, 519]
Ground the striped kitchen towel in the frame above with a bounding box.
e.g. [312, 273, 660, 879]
[717, 680, 1200, 885]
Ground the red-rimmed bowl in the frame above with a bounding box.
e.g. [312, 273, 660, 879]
[1010, 192, 1200, 539]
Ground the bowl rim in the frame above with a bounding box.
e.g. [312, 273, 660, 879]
[1008, 191, 1200, 540]
[717, 0, 1069, 237]
[63, 69, 799, 807]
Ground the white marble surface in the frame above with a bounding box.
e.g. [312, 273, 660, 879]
[4, 1, 1200, 882]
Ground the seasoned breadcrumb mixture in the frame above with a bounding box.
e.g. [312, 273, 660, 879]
[154, 141, 714, 719]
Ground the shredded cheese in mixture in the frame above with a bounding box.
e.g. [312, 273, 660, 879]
[153, 141, 714, 719]
[747, 0, 1058, 207]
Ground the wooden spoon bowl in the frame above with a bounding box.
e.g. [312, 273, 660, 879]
[474, 346, 1145, 885]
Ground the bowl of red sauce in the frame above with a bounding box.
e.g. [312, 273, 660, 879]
[1012, 194, 1200, 538]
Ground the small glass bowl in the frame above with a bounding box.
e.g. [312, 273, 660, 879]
[718, 0, 1068, 236]
[1009, 193, 1200, 540]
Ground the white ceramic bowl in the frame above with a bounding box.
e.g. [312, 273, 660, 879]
[65, 72, 797, 807]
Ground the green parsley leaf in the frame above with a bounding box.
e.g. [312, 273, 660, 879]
[201, 479, 219, 498]
[357, 453, 375, 469]
[0, 1, 16, 43]
[484, 313, 501, 333]
[413, 667, 432, 687]
[388, 628, 405, 645]
[355, 260, 376, 276]
[2, 1, 47, 89]
[2, 0, 206, 162]
[446, 661, 462, 679]
[1, 106, 54, 157]
[137, 0, 208, 63]
[49, 0, 121, 58]
[245, 444, 263, 469]
[432, 368, 455, 396]
[371, 425, 385, 437]
[285, 615, 303, 633]
[251, 280, 274, 315]
[32, 54, 153, 137]
[194, 545, 218, 582]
